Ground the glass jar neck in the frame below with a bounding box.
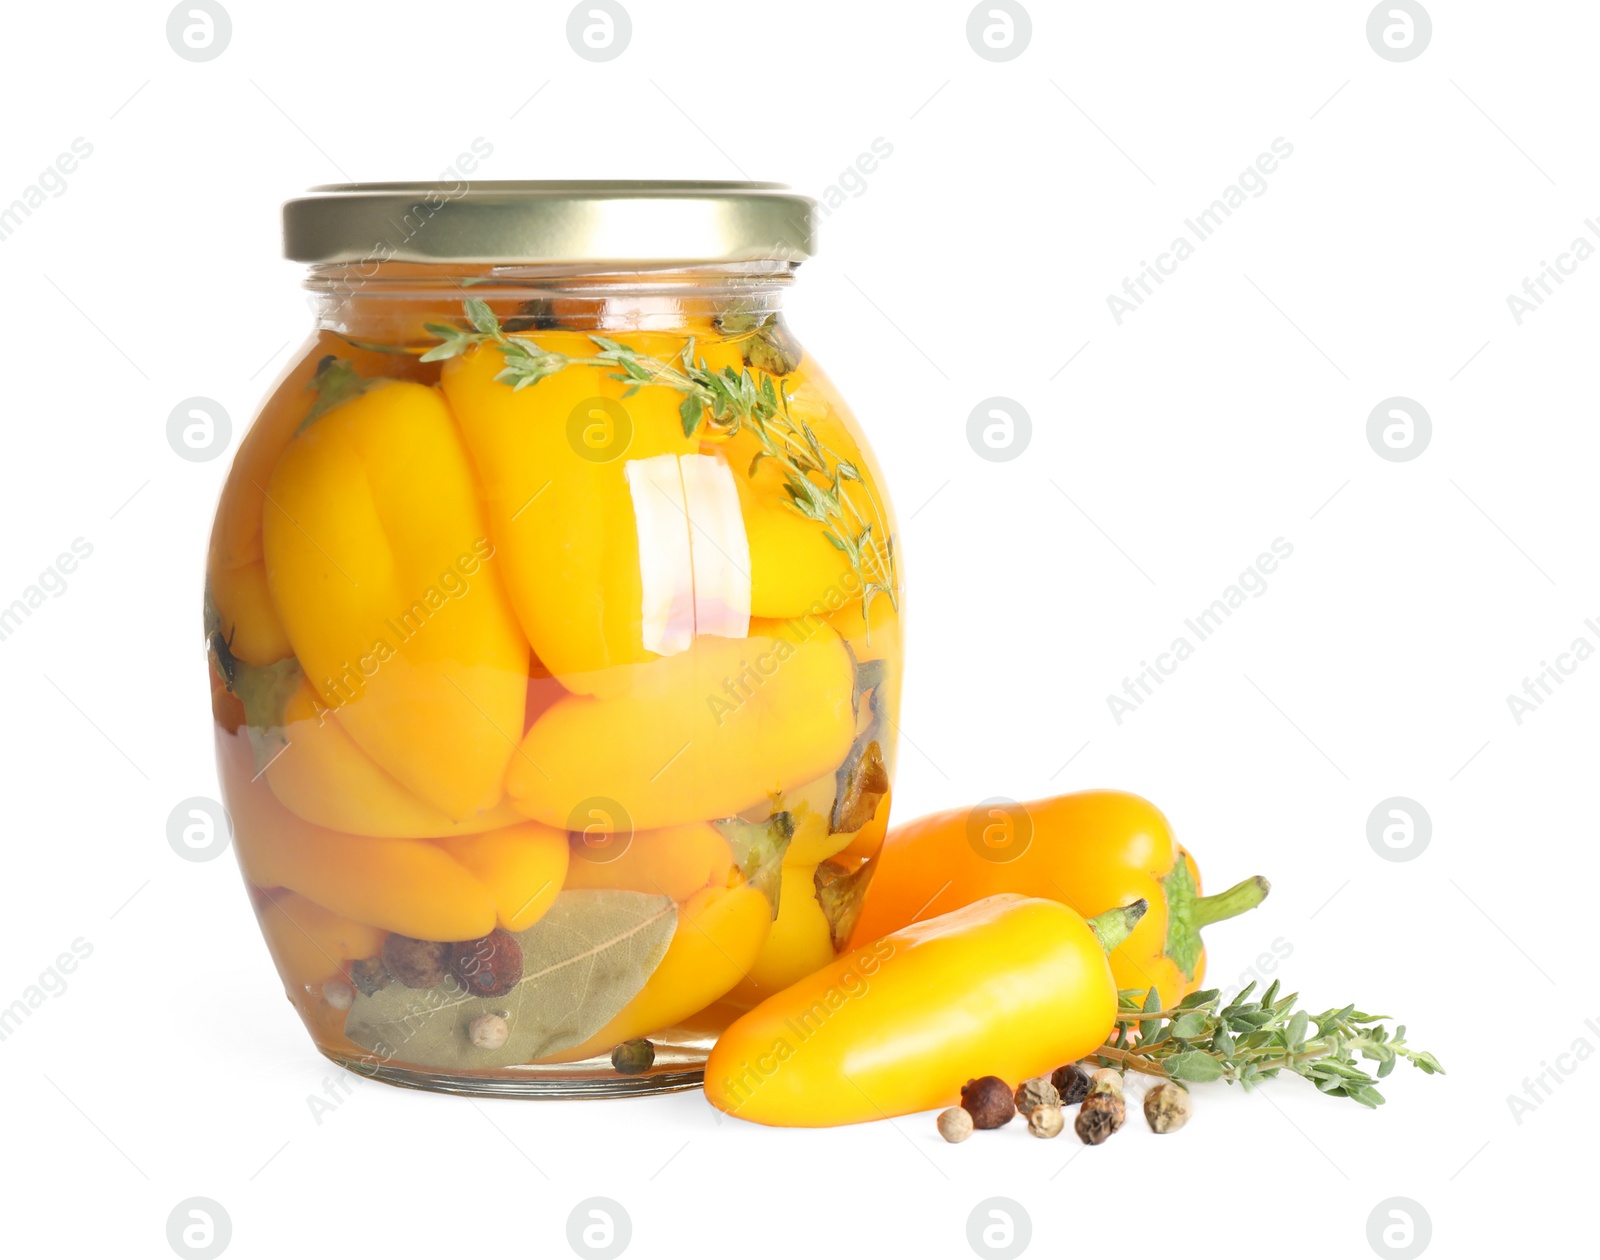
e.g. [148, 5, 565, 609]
[307, 260, 794, 340]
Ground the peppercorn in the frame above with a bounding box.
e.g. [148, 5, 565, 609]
[611, 1039, 656, 1075]
[936, 1107, 974, 1143]
[1089, 1068, 1124, 1098]
[348, 957, 389, 996]
[468, 1012, 509, 1051]
[380, 935, 450, 988]
[449, 928, 524, 998]
[1014, 1076, 1060, 1117]
[1027, 1105, 1065, 1139]
[322, 979, 354, 1011]
[1051, 1062, 1091, 1105]
[1075, 1096, 1124, 1145]
[960, 1076, 1016, 1129]
[1144, 1081, 1192, 1134]
[1075, 1074, 1127, 1145]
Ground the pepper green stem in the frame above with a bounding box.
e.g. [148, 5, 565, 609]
[1190, 875, 1272, 929]
[1162, 864, 1270, 980]
[713, 813, 795, 918]
[1089, 899, 1149, 953]
[814, 860, 872, 951]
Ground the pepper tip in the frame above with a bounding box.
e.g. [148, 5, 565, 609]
[1089, 898, 1149, 953]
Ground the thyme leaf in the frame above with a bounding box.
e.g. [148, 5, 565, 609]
[1097, 982, 1444, 1107]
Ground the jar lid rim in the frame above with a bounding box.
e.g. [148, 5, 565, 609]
[283, 180, 816, 266]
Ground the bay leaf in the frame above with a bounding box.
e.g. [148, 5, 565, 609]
[344, 889, 677, 1070]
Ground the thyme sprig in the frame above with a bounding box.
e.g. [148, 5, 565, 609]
[1094, 981, 1443, 1108]
[422, 299, 897, 622]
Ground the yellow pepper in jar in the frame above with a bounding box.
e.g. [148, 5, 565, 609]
[440, 336, 700, 696]
[258, 675, 525, 838]
[220, 727, 564, 941]
[262, 376, 529, 819]
[508, 630, 857, 831]
[208, 336, 438, 667]
[727, 862, 837, 1005]
[256, 890, 385, 989]
[560, 821, 737, 904]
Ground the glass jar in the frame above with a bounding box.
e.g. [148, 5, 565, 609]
[206, 182, 903, 1096]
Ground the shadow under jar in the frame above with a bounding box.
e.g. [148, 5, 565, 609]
[205, 181, 904, 1096]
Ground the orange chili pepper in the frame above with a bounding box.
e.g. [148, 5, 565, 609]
[841, 790, 1268, 1010]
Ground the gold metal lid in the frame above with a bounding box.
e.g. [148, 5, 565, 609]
[283, 180, 815, 266]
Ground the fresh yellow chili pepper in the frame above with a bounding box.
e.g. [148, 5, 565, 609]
[262, 378, 529, 819]
[704, 894, 1144, 1126]
[843, 790, 1268, 1010]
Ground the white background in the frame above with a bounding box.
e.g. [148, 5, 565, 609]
[0, 2, 1590, 1257]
